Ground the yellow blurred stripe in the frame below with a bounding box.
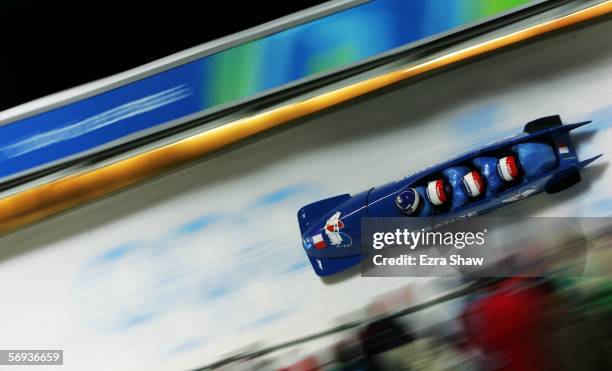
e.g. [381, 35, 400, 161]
[0, 1, 610, 235]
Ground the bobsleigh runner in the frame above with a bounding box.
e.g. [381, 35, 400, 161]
[297, 115, 602, 276]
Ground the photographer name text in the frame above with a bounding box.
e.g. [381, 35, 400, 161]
[372, 254, 484, 267]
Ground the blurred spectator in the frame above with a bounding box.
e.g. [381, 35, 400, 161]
[359, 301, 414, 370]
[332, 338, 368, 371]
[460, 278, 555, 371]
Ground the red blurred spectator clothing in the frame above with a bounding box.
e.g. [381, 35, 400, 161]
[461, 278, 554, 371]
[279, 356, 320, 371]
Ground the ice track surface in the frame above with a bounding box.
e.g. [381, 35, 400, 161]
[0, 19, 612, 371]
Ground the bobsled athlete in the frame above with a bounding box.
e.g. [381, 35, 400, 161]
[396, 178, 454, 216]
[473, 154, 521, 197]
[462, 170, 485, 198]
[426, 179, 452, 206]
[395, 187, 433, 216]
[395, 188, 423, 216]
[498, 155, 521, 182]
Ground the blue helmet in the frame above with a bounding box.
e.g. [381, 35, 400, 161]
[395, 188, 422, 216]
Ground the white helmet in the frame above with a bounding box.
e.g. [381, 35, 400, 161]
[497, 155, 520, 182]
[462, 170, 485, 197]
[426, 179, 450, 206]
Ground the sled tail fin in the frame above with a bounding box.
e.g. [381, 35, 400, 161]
[550, 121, 593, 165]
[562, 120, 592, 133]
[577, 154, 603, 169]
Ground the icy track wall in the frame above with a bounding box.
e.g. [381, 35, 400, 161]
[1, 19, 612, 371]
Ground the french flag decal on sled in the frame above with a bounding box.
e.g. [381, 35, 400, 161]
[312, 234, 327, 249]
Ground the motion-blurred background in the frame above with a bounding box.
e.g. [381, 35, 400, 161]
[0, 1, 611, 370]
[0, 0, 325, 111]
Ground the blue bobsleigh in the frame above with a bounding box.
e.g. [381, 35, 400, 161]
[297, 116, 601, 276]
